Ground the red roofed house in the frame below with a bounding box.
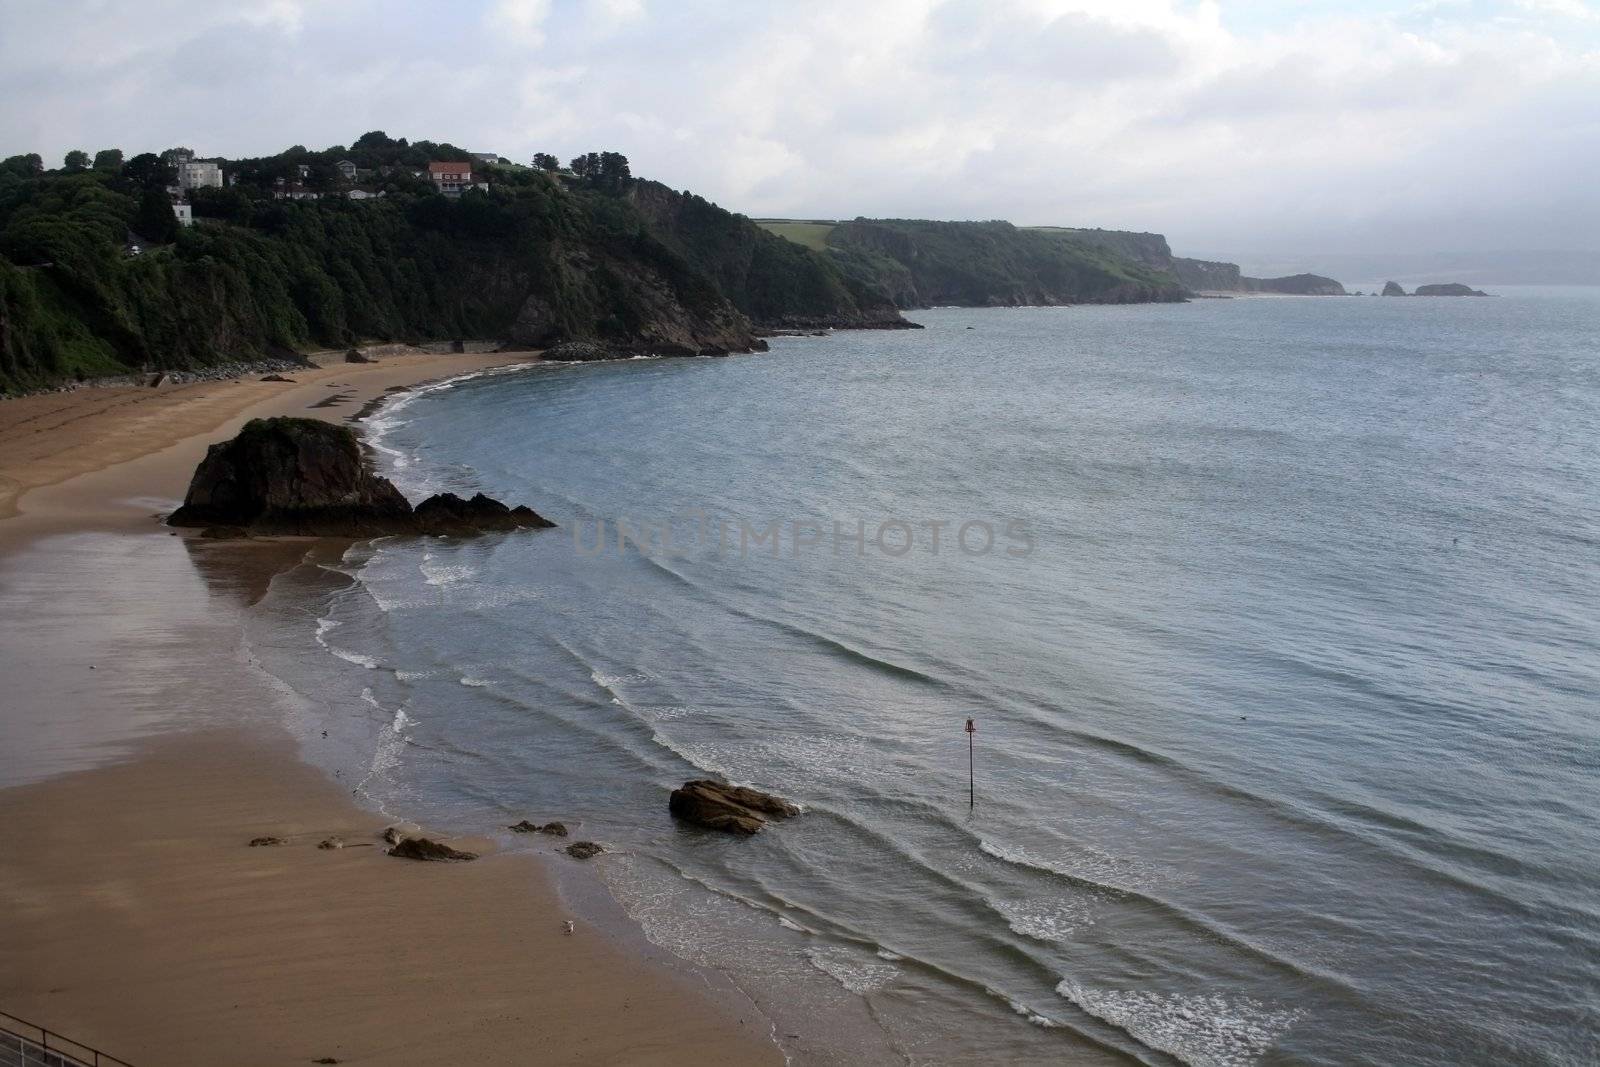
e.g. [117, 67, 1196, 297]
[427, 161, 481, 198]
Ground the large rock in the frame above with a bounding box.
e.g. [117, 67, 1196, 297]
[1382, 281, 1407, 296]
[1414, 282, 1490, 296]
[168, 418, 554, 538]
[167, 417, 412, 536]
[387, 836, 478, 862]
[668, 779, 799, 836]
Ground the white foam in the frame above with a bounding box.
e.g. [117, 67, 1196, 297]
[875, 949, 904, 962]
[993, 898, 1093, 942]
[420, 558, 475, 587]
[459, 676, 491, 688]
[329, 646, 379, 669]
[1055, 982, 1303, 1067]
[805, 948, 900, 995]
[777, 916, 808, 933]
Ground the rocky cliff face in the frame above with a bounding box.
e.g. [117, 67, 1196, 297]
[1382, 281, 1408, 296]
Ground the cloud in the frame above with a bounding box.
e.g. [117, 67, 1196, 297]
[0, 0, 1595, 256]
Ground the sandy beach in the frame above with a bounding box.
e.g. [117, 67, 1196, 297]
[0, 353, 781, 1066]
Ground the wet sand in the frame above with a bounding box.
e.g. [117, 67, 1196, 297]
[0, 353, 781, 1065]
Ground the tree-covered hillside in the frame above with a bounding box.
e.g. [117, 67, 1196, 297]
[0, 133, 906, 393]
[822, 219, 1186, 307]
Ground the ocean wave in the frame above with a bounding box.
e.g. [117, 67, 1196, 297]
[459, 676, 492, 688]
[984, 987, 1062, 1029]
[1055, 981, 1303, 1067]
[977, 838, 1151, 897]
[805, 948, 900, 995]
[992, 898, 1094, 942]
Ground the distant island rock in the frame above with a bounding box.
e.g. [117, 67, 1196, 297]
[1382, 281, 1408, 296]
[1414, 283, 1490, 297]
[1246, 273, 1348, 296]
[168, 417, 554, 537]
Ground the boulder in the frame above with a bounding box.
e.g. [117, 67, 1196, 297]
[345, 348, 374, 364]
[388, 837, 478, 862]
[381, 826, 402, 845]
[1382, 281, 1407, 297]
[564, 841, 604, 859]
[167, 418, 412, 536]
[317, 837, 344, 850]
[1414, 283, 1490, 297]
[248, 836, 286, 847]
[509, 820, 569, 836]
[668, 779, 799, 835]
[167, 418, 555, 538]
[260, 374, 297, 383]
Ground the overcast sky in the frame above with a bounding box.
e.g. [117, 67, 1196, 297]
[2, 0, 1596, 259]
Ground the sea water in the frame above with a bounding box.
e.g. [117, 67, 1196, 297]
[250, 289, 1600, 1065]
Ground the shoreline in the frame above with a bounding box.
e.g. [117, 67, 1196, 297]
[0, 352, 782, 1065]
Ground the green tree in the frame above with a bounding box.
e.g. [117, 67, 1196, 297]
[134, 187, 180, 243]
[532, 152, 559, 172]
[63, 150, 90, 172]
[2, 153, 44, 178]
[121, 153, 167, 189]
[92, 149, 124, 172]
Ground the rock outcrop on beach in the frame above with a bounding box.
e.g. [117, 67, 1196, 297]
[668, 779, 800, 835]
[1382, 281, 1408, 296]
[509, 820, 569, 837]
[388, 836, 478, 861]
[1415, 283, 1490, 296]
[167, 417, 554, 537]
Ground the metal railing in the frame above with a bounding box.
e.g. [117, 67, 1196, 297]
[0, 1012, 134, 1067]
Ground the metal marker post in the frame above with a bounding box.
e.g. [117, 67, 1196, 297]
[966, 717, 976, 810]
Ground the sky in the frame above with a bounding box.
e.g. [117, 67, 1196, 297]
[1, 0, 1597, 259]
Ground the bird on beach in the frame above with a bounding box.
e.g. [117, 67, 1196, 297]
[563, 920, 575, 935]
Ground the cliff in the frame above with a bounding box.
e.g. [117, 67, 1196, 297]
[625, 182, 910, 330]
[1048, 229, 1342, 296]
[1172, 257, 1245, 292]
[819, 219, 1186, 308]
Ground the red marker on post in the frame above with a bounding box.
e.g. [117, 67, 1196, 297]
[966, 717, 977, 811]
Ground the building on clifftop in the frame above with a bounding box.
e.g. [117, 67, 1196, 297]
[427, 161, 488, 198]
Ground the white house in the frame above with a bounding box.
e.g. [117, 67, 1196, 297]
[173, 202, 194, 226]
[335, 159, 358, 181]
[177, 160, 222, 190]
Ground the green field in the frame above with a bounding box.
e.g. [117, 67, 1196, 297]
[755, 219, 837, 252]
